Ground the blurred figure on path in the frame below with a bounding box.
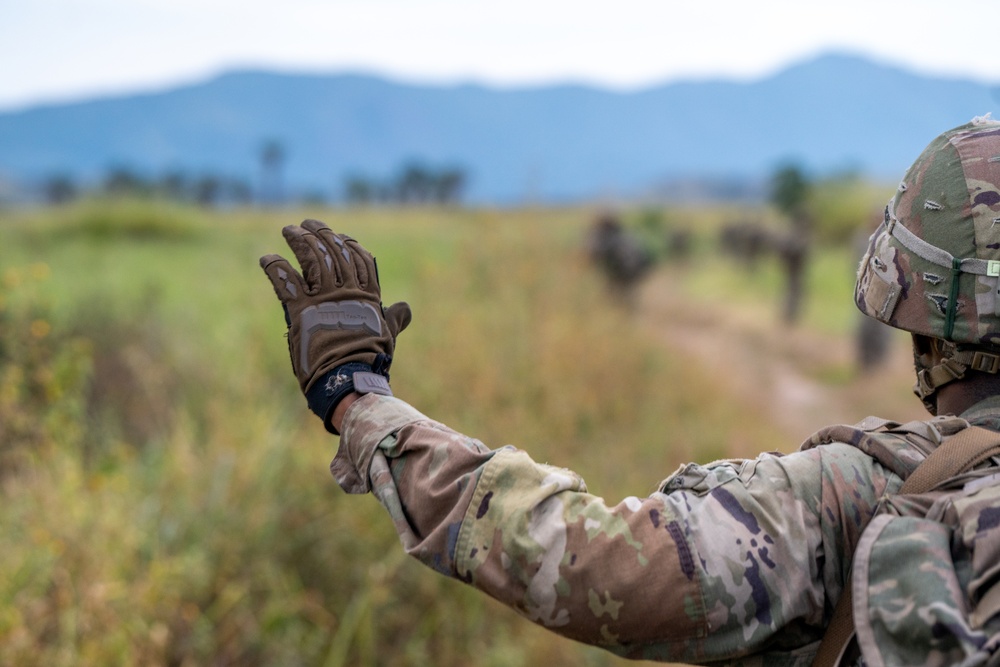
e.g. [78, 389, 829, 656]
[585, 211, 654, 306]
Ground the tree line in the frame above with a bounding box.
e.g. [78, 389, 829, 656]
[38, 163, 466, 207]
[31, 139, 466, 207]
[40, 168, 257, 207]
[343, 162, 466, 205]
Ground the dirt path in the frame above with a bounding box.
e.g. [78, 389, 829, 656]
[635, 268, 928, 444]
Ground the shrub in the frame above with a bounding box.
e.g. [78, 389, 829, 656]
[54, 198, 207, 242]
[810, 174, 892, 245]
[0, 263, 90, 473]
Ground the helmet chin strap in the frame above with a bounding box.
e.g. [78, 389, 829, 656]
[913, 337, 1000, 415]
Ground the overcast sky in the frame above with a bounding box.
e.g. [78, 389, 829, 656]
[3, 0, 997, 112]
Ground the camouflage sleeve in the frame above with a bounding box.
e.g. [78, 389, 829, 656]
[335, 394, 895, 665]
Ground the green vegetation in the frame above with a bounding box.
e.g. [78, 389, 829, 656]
[808, 173, 892, 244]
[0, 194, 910, 666]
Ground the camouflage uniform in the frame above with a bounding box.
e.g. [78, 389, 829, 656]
[258, 119, 1000, 665]
[332, 392, 1000, 665]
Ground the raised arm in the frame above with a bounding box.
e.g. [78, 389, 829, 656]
[259, 220, 892, 664]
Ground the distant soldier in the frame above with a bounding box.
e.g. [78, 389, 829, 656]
[261, 117, 1000, 665]
[718, 220, 769, 270]
[770, 165, 814, 324]
[664, 226, 693, 260]
[773, 228, 809, 324]
[584, 211, 654, 303]
[720, 219, 809, 323]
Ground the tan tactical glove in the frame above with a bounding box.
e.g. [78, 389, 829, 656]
[259, 219, 411, 433]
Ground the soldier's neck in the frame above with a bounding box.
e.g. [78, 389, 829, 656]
[934, 375, 1000, 417]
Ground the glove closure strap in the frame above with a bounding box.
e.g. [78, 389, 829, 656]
[306, 361, 393, 434]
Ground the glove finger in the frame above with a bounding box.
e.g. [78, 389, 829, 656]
[302, 219, 369, 289]
[281, 224, 339, 291]
[302, 218, 357, 286]
[300, 218, 333, 235]
[342, 236, 377, 289]
[259, 253, 306, 303]
[384, 301, 412, 338]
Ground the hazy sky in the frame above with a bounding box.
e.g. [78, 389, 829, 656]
[3, 0, 997, 112]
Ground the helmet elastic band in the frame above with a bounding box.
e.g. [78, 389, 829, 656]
[882, 211, 1000, 337]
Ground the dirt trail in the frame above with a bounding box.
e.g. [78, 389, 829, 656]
[635, 268, 928, 445]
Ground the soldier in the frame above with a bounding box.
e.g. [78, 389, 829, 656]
[773, 228, 809, 324]
[585, 211, 654, 303]
[260, 116, 1000, 665]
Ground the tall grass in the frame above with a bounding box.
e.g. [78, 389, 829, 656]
[0, 200, 881, 665]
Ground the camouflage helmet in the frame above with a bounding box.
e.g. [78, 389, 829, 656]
[855, 116, 1000, 407]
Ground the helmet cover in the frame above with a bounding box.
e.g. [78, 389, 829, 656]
[856, 116, 1000, 346]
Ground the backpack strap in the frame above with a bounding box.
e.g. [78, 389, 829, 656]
[811, 424, 1000, 667]
[897, 425, 1000, 494]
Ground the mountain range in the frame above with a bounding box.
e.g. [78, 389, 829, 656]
[1, 52, 998, 204]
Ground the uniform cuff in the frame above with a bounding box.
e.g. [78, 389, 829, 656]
[329, 393, 429, 493]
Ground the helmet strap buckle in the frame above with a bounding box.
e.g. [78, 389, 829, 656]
[970, 350, 1000, 374]
[913, 354, 968, 401]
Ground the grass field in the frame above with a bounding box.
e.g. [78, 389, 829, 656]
[0, 197, 922, 665]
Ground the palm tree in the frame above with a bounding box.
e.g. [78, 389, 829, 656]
[259, 139, 286, 206]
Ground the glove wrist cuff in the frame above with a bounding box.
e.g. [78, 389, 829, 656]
[306, 362, 393, 434]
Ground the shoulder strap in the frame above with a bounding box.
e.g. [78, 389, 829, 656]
[811, 425, 1000, 667]
[897, 425, 1000, 494]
